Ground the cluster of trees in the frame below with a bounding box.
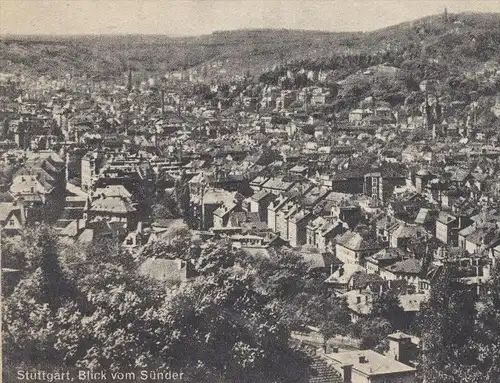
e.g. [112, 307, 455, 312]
[2, 226, 350, 382]
[7, 223, 500, 382]
[152, 177, 192, 225]
[351, 289, 405, 353]
[417, 263, 500, 382]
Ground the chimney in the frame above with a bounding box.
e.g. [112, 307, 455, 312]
[341, 364, 352, 383]
[388, 332, 412, 365]
[359, 355, 367, 364]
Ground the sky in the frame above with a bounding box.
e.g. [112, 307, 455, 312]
[0, 0, 498, 36]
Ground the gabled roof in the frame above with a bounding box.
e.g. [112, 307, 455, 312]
[391, 224, 425, 240]
[336, 231, 379, 251]
[0, 202, 22, 223]
[385, 258, 422, 275]
[90, 196, 136, 213]
[325, 264, 365, 285]
[350, 272, 383, 290]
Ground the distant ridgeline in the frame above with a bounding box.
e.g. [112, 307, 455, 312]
[0, 12, 498, 82]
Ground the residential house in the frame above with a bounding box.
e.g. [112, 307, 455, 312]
[245, 189, 276, 222]
[380, 258, 423, 290]
[365, 248, 406, 275]
[325, 350, 416, 383]
[325, 264, 366, 291]
[435, 211, 473, 246]
[10, 153, 66, 223]
[335, 231, 381, 265]
[306, 216, 346, 251]
[213, 203, 238, 229]
[261, 177, 296, 195]
[348, 109, 372, 124]
[389, 223, 426, 249]
[458, 223, 500, 254]
[85, 194, 137, 230]
[0, 202, 26, 235]
[288, 209, 314, 247]
[191, 188, 244, 230]
[267, 194, 292, 232]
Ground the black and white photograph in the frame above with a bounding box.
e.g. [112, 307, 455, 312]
[1, 1, 500, 382]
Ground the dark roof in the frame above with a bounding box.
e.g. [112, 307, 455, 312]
[350, 272, 383, 290]
[308, 355, 343, 383]
[386, 258, 422, 275]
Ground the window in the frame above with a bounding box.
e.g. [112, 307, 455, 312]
[9, 219, 15, 226]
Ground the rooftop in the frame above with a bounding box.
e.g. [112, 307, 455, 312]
[326, 349, 416, 377]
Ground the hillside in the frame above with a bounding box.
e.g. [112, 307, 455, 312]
[0, 12, 499, 81]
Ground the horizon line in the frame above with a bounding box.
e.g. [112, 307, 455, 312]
[1, 11, 495, 40]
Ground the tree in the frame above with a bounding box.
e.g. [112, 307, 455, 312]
[1, 234, 27, 270]
[244, 248, 309, 300]
[419, 265, 482, 382]
[152, 190, 180, 220]
[57, 264, 167, 371]
[84, 235, 136, 271]
[351, 316, 393, 352]
[157, 271, 310, 383]
[370, 289, 405, 330]
[2, 226, 78, 370]
[190, 239, 237, 276]
[475, 261, 500, 382]
[19, 225, 76, 306]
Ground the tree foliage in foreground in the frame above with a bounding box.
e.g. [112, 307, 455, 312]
[2, 228, 315, 382]
[418, 265, 483, 383]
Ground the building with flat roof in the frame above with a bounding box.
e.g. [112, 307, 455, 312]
[325, 349, 416, 383]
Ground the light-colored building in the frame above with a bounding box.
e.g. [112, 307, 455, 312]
[325, 349, 416, 383]
[335, 231, 380, 265]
